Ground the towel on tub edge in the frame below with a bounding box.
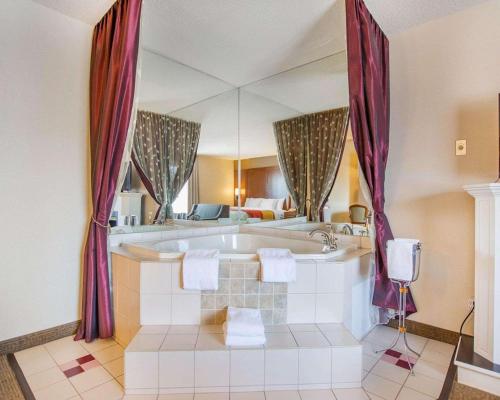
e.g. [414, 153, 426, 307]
[182, 249, 219, 290]
[257, 248, 296, 283]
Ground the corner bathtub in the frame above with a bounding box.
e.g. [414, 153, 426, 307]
[121, 233, 357, 260]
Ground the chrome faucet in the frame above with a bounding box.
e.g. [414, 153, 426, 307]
[341, 224, 354, 235]
[308, 224, 338, 252]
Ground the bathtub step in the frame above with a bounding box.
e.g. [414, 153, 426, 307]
[124, 323, 362, 396]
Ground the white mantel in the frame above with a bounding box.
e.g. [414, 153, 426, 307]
[463, 182, 500, 364]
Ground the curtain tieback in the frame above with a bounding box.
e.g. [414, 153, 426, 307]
[91, 216, 109, 229]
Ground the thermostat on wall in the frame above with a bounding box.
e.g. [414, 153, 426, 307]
[456, 139, 467, 156]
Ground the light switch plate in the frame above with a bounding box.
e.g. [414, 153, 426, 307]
[456, 139, 467, 156]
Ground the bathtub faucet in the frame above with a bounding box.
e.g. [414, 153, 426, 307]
[308, 227, 338, 252]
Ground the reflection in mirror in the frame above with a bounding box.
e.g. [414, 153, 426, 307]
[240, 52, 370, 235]
[110, 49, 238, 232]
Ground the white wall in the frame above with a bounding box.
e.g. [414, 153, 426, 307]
[386, 0, 500, 333]
[0, 0, 92, 340]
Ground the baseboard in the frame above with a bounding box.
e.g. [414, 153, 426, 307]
[387, 319, 460, 345]
[0, 320, 80, 355]
[7, 354, 35, 400]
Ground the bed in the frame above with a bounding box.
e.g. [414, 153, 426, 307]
[230, 197, 297, 221]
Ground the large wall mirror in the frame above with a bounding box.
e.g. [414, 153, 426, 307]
[111, 0, 369, 236]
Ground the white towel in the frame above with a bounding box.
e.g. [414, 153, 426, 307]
[223, 332, 266, 347]
[387, 239, 420, 282]
[257, 248, 296, 283]
[182, 249, 219, 290]
[224, 307, 265, 337]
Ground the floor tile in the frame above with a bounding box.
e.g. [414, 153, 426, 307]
[44, 336, 89, 365]
[363, 354, 378, 372]
[361, 342, 383, 360]
[69, 365, 113, 393]
[92, 344, 123, 364]
[196, 333, 226, 350]
[404, 372, 444, 398]
[396, 387, 433, 400]
[363, 326, 397, 347]
[116, 374, 124, 387]
[299, 389, 336, 399]
[25, 366, 66, 391]
[229, 392, 265, 400]
[103, 357, 124, 377]
[323, 330, 359, 347]
[169, 325, 200, 335]
[80, 379, 123, 399]
[264, 333, 297, 348]
[194, 393, 229, 400]
[370, 359, 410, 384]
[412, 359, 448, 381]
[316, 323, 345, 332]
[333, 388, 369, 400]
[289, 324, 319, 332]
[79, 338, 116, 353]
[264, 325, 290, 333]
[162, 334, 198, 350]
[419, 348, 452, 367]
[362, 373, 401, 400]
[264, 390, 301, 400]
[423, 340, 455, 358]
[32, 379, 78, 400]
[128, 334, 166, 352]
[366, 393, 385, 400]
[158, 394, 193, 399]
[292, 331, 330, 347]
[199, 325, 223, 334]
[123, 395, 159, 399]
[139, 325, 171, 335]
[15, 346, 57, 376]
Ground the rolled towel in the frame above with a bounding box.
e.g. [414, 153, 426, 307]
[182, 249, 219, 290]
[387, 239, 420, 282]
[225, 307, 265, 337]
[257, 248, 296, 283]
[223, 332, 266, 347]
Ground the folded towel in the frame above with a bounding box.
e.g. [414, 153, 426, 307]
[224, 307, 265, 337]
[387, 239, 420, 282]
[257, 248, 296, 283]
[224, 332, 266, 347]
[182, 249, 219, 290]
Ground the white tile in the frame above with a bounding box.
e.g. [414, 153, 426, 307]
[92, 344, 123, 364]
[125, 351, 159, 389]
[229, 392, 265, 400]
[363, 326, 396, 348]
[323, 330, 359, 347]
[169, 325, 200, 335]
[124, 395, 159, 399]
[412, 359, 448, 381]
[316, 263, 343, 293]
[103, 357, 124, 377]
[404, 372, 444, 398]
[317, 323, 345, 333]
[141, 294, 172, 325]
[293, 332, 330, 347]
[265, 349, 299, 386]
[196, 333, 226, 350]
[288, 324, 319, 333]
[193, 393, 228, 400]
[32, 379, 78, 400]
[25, 366, 66, 391]
[366, 393, 385, 400]
[264, 391, 300, 400]
[362, 355, 378, 372]
[332, 347, 362, 384]
[139, 325, 171, 335]
[79, 338, 117, 353]
[230, 349, 265, 387]
[423, 340, 455, 358]
[158, 394, 193, 400]
[299, 389, 336, 400]
[299, 348, 331, 384]
[419, 347, 453, 367]
[288, 262, 316, 294]
[362, 374, 400, 400]
[199, 325, 223, 334]
[264, 325, 290, 333]
[127, 334, 165, 352]
[80, 379, 123, 400]
[361, 342, 383, 360]
[116, 374, 124, 387]
[141, 262, 172, 294]
[370, 360, 409, 384]
[159, 351, 194, 388]
[396, 387, 433, 400]
[195, 350, 230, 388]
[333, 388, 369, 400]
[44, 336, 89, 365]
[287, 294, 316, 323]
[172, 294, 201, 324]
[161, 334, 198, 351]
[315, 293, 343, 323]
[393, 334, 427, 355]
[265, 333, 297, 349]
[69, 366, 114, 393]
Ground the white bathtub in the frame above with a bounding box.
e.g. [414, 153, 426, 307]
[121, 233, 357, 260]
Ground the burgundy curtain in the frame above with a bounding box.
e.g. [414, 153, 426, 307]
[76, 0, 142, 342]
[345, 0, 416, 314]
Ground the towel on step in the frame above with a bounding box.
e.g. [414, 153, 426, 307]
[387, 239, 420, 282]
[223, 330, 266, 347]
[257, 248, 296, 283]
[182, 249, 219, 290]
[224, 307, 265, 337]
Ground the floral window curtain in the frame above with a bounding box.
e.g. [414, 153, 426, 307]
[132, 110, 201, 223]
[273, 118, 308, 216]
[308, 107, 350, 221]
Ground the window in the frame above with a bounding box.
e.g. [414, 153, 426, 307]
[172, 183, 189, 214]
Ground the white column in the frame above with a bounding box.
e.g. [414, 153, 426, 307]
[464, 183, 500, 364]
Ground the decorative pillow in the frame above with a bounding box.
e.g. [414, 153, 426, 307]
[275, 198, 286, 210]
[260, 198, 275, 209]
[245, 198, 262, 208]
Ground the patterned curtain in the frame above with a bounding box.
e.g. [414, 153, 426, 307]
[308, 107, 350, 221]
[132, 110, 201, 223]
[188, 159, 200, 212]
[273, 118, 308, 216]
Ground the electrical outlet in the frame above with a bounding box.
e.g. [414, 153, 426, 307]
[456, 139, 467, 156]
[467, 298, 475, 311]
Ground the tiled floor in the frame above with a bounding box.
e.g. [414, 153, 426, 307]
[13, 325, 454, 399]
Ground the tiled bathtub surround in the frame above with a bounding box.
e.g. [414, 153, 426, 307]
[201, 262, 287, 325]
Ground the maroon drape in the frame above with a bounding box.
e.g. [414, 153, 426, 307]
[345, 0, 416, 314]
[76, 0, 142, 342]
